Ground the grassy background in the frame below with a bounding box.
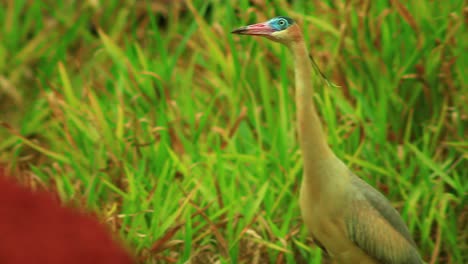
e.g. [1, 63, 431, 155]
[0, 0, 466, 263]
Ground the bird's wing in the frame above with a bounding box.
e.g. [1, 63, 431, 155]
[345, 175, 423, 264]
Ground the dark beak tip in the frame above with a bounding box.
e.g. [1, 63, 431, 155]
[231, 27, 246, 34]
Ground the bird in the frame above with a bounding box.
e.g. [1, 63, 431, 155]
[231, 16, 423, 264]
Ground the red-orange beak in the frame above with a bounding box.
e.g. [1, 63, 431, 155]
[231, 22, 275, 36]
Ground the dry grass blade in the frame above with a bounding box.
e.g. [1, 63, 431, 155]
[390, 0, 423, 48]
[189, 200, 229, 258]
[150, 223, 184, 253]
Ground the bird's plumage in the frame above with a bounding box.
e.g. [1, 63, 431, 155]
[232, 16, 423, 264]
[346, 175, 422, 263]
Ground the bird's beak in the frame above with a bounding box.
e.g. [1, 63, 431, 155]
[231, 22, 274, 36]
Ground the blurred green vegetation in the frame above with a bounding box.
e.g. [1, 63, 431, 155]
[0, 0, 466, 263]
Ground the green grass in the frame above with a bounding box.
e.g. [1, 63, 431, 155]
[0, 0, 466, 263]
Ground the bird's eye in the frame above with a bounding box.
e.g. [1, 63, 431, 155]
[279, 19, 286, 26]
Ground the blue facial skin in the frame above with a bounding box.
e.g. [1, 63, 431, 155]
[268, 16, 295, 31]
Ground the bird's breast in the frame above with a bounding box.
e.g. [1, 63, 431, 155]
[299, 169, 378, 263]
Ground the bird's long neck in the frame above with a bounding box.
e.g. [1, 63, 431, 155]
[289, 40, 336, 182]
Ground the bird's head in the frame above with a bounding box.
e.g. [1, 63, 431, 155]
[231, 16, 301, 45]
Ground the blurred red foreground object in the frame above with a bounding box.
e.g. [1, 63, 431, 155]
[0, 168, 134, 264]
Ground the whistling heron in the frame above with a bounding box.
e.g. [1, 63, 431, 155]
[232, 16, 423, 264]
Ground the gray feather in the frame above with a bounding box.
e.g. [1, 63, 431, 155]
[351, 174, 416, 246]
[347, 173, 424, 264]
